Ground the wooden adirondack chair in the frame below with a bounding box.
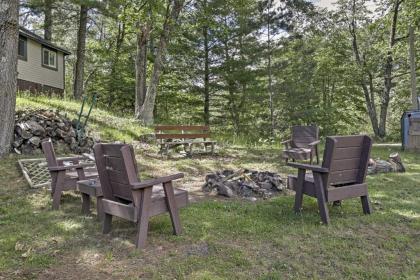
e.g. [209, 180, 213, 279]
[287, 135, 372, 224]
[282, 125, 320, 164]
[93, 143, 188, 249]
[41, 139, 97, 210]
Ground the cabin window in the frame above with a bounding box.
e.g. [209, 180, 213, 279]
[18, 36, 27, 60]
[42, 47, 57, 69]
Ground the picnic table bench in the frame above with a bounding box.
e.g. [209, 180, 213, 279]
[155, 125, 216, 155]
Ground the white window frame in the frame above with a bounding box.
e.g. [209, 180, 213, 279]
[42, 47, 57, 70]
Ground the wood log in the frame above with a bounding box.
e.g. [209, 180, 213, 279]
[221, 169, 245, 182]
[389, 153, 405, 172]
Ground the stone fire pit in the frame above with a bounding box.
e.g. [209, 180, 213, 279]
[202, 169, 286, 200]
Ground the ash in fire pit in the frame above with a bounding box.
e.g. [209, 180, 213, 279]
[202, 169, 285, 200]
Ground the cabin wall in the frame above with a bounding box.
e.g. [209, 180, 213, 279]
[17, 38, 65, 95]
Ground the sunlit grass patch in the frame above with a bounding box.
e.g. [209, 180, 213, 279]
[2, 100, 420, 278]
[16, 95, 152, 142]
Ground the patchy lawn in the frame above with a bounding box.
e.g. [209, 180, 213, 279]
[16, 95, 151, 143]
[0, 143, 419, 279]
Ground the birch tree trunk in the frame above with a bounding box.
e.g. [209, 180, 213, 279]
[0, 0, 19, 158]
[137, 0, 184, 125]
[73, 4, 88, 100]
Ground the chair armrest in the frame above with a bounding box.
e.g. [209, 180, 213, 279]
[287, 162, 329, 173]
[308, 140, 320, 147]
[48, 162, 95, 171]
[82, 153, 95, 161]
[56, 156, 85, 165]
[131, 173, 185, 190]
[280, 139, 291, 145]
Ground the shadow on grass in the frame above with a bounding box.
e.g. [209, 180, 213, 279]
[1, 145, 420, 279]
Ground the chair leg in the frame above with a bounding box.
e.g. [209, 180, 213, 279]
[52, 173, 65, 210]
[81, 193, 91, 215]
[361, 195, 372, 214]
[163, 181, 182, 235]
[313, 172, 330, 224]
[96, 197, 104, 221]
[102, 213, 113, 234]
[135, 187, 153, 249]
[50, 173, 57, 197]
[294, 169, 306, 213]
[52, 188, 62, 210]
[310, 153, 313, 165]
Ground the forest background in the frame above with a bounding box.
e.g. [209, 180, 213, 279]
[19, 0, 420, 143]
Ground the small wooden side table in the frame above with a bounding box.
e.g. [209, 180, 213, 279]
[77, 179, 103, 221]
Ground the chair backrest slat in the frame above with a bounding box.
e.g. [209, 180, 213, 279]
[329, 158, 360, 171]
[105, 156, 125, 171]
[41, 139, 58, 168]
[322, 135, 372, 186]
[291, 126, 318, 148]
[94, 143, 139, 202]
[332, 147, 362, 160]
[329, 169, 360, 184]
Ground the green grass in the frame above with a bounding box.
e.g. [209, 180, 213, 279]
[16, 94, 151, 142]
[0, 96, 419, 279]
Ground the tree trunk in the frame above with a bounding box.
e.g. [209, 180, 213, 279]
[108, 20, 126, 107]
[409, 26, 417, 109]
[0, 0, 19, 158]
[349, 0, 380, 137]
[138, 0, 184, 125]
[223, 38, 241, 135]
[135, 22, 151, 118]
[378, 0, 402, 138]
[203, 24, 210, 125]
[44, 0, 53, 41]
[267, 1, 274, 136]
[73, 4, 88, 100]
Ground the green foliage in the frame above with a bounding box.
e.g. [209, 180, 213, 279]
[19, 0, 419, 143]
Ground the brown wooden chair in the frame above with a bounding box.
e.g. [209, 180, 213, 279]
[282, 125, 320, 164]
[41, 139, 97, 210]
[287, 135, 372, 224]
[93, 143, 188, 249]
